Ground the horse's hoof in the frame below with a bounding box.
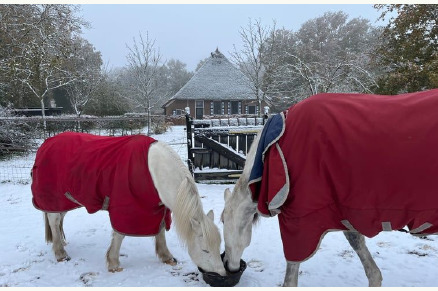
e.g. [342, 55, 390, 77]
[164, 258, 178, 266]
[108, 267, 123, 273]
[57, 255, 71, 262]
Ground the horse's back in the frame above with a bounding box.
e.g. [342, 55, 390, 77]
[31, 132, 148, 212]
[285, 89, 438, 209]
[67, 134, 155, 213]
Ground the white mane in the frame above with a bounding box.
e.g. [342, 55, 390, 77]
[235, 129, 263, 192]
[156, 142, 220, 249]
[172, 175, 221, 249]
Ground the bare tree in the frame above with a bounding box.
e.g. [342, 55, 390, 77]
[65, 36, 103, 119]
[6, 4, 86, 131]
[231, 18, 277, 116]
[125, 31, 165, 135]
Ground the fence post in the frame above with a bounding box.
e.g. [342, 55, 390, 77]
[185, 110, 194, 175]
[263, 106, 270, 125]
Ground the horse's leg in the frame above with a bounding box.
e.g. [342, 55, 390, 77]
[46, 212, 70, 262]
[283, 261, 300, 287]
[344, 231, 382, 287]
[106, 230, 125, 272]
[155, 227, 177, 266]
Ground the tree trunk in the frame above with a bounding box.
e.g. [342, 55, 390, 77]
[258, 99, 262, 117]
[40, 99, 47, 137]
[147, 100, 151, 136]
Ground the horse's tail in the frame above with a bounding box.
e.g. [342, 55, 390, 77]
[44, 212, 66, 243]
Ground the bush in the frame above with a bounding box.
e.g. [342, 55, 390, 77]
[0, 106, 37, 158]
[152, 121, 173, 134]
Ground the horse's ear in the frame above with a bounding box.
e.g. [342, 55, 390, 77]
[190, 218, 203, 235]
[224, 188, 232, 201]
[207, 209, 214, 221]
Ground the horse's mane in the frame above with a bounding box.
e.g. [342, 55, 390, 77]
[241, 129, 263, 184]
[223, 129, 263, 225]
[171, 171, 220, 249]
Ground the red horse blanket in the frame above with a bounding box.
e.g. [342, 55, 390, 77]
[31, 132, 171, 236]
[249, 89, 438, 262]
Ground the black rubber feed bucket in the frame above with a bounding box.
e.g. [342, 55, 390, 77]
[198, 252, 247, 287]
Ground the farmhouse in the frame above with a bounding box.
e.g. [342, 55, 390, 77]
[163, 48, 269, 119]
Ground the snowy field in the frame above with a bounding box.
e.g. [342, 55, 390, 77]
[0, 126, 437, 287]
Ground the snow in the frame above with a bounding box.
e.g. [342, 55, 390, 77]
[1, 126, 437, 287]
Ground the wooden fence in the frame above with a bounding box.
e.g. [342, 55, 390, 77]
[185, 114, 266, 183]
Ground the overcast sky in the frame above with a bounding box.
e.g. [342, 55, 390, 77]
[79, 4, 386, 72]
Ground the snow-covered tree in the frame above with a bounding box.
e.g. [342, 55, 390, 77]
[65, 36, 103, 118]
[124, 31, 165, 135]
[164, 59, 193, 96]
[231, 18, 277, 116]
[267, 11, 381, 110]
[85, 69, 127, 117]
[5, 4, 86, 131]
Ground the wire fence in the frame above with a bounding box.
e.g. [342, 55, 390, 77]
[0, 117, 189, 184]
[0, 151, 36, 184]
[0, 116, 186, 184]
[0, 141, 189, 184]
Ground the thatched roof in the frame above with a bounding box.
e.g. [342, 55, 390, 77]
[167, 48, 255, 103]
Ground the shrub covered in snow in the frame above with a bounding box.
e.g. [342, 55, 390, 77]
[0, 106, 37, 158]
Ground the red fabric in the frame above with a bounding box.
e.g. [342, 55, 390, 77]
[31, 132, 171, 236]
[251, 89, 438, 262]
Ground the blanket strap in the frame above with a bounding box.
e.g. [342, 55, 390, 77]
[410, 222, 432, 234]
[64, 192, 84, 207]
[101, 196, 110, 210]
[381, 222, 392, 231]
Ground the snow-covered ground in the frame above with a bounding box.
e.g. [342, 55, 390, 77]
[0, 126, 437, 287]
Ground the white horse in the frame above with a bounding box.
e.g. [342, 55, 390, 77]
[32, 133, 226, 276]
[221, 129, 382, 287]
[222, 90, 438, 286]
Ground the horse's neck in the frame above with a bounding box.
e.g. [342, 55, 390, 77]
[148, 142, 204, 240]
[148, 141, 190, 211]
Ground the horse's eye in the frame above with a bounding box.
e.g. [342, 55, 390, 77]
[202, 249, 210, 254]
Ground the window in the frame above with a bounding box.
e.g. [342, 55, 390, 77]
[230, 101, 240, 114]
[247, 105, 256, 114]
[213, 101, 222, 115]
[196, 100, 204, 119]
